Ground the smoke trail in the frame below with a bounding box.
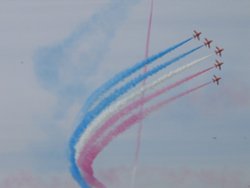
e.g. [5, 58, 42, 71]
[82, 81, 212, 169]
[79, 81, 212, 187]
[58, 1, 143, 187]
[80, 66, 213, 158]
[82, 37, 193, 113]
[74, 45, 203, 162]
[76, 55, 212, 159]
[132, 1, 154, 187]
[71, 45, 202, 187]
[144, 0, 154, 59]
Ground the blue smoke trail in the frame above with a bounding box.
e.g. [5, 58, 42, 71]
[83, 37, 193, 112]
[56, 1, 141, 187]
[70, 45, 203, 187]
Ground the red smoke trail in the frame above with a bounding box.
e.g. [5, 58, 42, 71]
[144, 0, 153, 60]
[78, 70, 213, 187]
[79, 67, 213, 159]
[134, 0, 154, 185]
[81, 171, 105, 188]
[80, 81, 212, 188]
[144, 81, 212, 115]
[79, 67, 213, 160]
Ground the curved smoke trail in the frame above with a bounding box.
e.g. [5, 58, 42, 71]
[74, 45, 203, 162]
[82, 37, 193, 113]
[71, 45, 203, 187]
[58, 1, 142, 187]
[75, 55, 212, 159]
[79, 80, 212, 187]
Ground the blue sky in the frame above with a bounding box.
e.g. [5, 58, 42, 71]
[0, 0, 250, 187]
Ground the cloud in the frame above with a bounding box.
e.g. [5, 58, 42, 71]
[0, 172, 78, 188]
[97, 166, 250, 188]
[33, 0, 141, 108]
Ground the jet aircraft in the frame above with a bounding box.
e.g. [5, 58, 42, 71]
[193, 30, 202, 40]
[215, 46, 224, 57]
[213, 75, 221, 85]
[214, 60, 224, 70]
[204, 38, 213, 48]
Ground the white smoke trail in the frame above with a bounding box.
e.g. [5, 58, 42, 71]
[75, 55, 212, 159]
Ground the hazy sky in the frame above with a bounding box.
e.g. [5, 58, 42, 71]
[1, 0, 250, 187]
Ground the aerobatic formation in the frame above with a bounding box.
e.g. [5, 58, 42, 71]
[69, 30, 224, 188]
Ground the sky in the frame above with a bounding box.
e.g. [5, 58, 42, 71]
[0, 0, 250, 187]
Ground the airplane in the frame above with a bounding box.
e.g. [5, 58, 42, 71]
[212, 75, 221, 85]
[214, 60, 224, 70]
[193, 30, 202, 40]
[204, 38, 213, 48]
[215, 46, 224, 57]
